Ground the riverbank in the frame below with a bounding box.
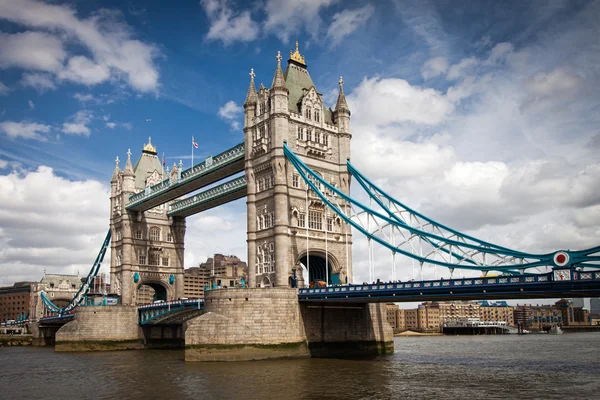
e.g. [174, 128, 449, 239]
[0, 334, 32, 346]
[395, 330, 443, 337]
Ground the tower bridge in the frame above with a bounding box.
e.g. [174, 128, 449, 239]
[34, 43, 600, 360]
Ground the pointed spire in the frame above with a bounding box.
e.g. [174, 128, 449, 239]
[271, 51, 286, 89]
[244, 68, 258, 106]
[335, 76, 350, 113]
[111, 156, 121, 182]
[123, 148, 134, 176]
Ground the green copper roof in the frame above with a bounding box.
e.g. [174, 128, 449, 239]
[283, 62, 333, 124]
[133, 151, 165, 191]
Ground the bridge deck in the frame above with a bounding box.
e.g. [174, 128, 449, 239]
[126, 143, 244, 212]
[299, 270, 600, 303]
[168, 176, 247, 217]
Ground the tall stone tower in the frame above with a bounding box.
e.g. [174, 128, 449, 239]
[244, 43, 353, 288]
[109, 139, 185, 305]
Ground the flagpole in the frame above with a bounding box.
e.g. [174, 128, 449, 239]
[192, 136, 194, 168]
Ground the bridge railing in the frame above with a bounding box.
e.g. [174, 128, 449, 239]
[127, 142, 245, 207]
[168, 176, 247, 216]
[298, 270, 600, 296]
[137, 298, 204, 325]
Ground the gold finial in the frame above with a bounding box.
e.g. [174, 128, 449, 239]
[289, 41, 306, 65]
[143, 136, 157, 154]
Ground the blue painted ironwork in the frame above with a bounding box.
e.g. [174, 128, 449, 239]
[127, 142, 245, 209]
[283, 144, 600, 274]
[138, 298, 204, 325]
[167, 176, 247, 216]
[298, 269, 600, 302]
[40, 230, 111, 316]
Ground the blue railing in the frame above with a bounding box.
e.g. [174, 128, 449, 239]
[127, 142, 245, 208]
[298, 269, 600, 299]
[138, 298, 204, 325]
[167, 176, 247, 216]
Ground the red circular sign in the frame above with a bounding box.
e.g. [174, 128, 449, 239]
[555, 254, 566, 264]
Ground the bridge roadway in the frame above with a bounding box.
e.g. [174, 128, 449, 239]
[126, 142, 244, 212]
[167, 176, 247, 217]
[298, 269, 600, 303]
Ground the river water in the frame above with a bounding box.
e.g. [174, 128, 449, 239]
[1, 334, 599, 399]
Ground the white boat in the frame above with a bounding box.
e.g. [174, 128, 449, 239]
[549, 325, 563, 335]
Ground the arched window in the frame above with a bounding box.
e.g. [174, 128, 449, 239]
[305, 107, 311, 120]
[149, 227, 161, 241]
[315, 131, 321, 143]
[324, 134, 329, 147]
[315, 110, 320, 123]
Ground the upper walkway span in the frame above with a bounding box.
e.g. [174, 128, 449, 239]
[126, 142, 244, 212]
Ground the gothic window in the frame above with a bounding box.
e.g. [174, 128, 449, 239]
[324, 134, 329, 147]
[162, 257, 169, 267]
[292, 173, 299, 188]
[270, 212, 274, 227]
[327, 218, 333, 232]
[149, 227, 161, 241]
[167, 232, 173, 242]
[298, 213, 306, 228]
[309, 211, 322, 230]
[135, 230, 143, 240]
[297, 126, 304, 141]
[138, 251, 147, 265]
[269, 242, 274, 252]
[258, 178, 264, 192]
[265, 213, 271, 228]
[305, 107, 311, 120]
[258, 216, 264, 230]
[149, 253, 160, 266]
[315, 131, 321, 143]
[315, 110, 320, 123]
[116, 230, 122, 241]
[260, 103, 265, 115]
[259, 126, 265, 139]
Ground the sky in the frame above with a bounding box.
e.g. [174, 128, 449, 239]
[0, 0, 599, 308]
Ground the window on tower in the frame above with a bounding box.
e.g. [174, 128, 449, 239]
[149, 227, 161, 241]
[315, 110, 320, 123]
[135, 230, 143, 240]
[305, 107, 311, 120]
[292, 173, 300, 188]
[309, 211, 323, 230]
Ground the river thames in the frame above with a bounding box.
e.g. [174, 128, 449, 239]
[1, 334, 598, 399]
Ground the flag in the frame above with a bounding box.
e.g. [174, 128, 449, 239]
[162, 152, 165, 167]
[192, 137, 199, 149]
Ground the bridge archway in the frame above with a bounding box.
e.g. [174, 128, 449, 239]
[135, 281, 169, 305]
[259, 275, 271, 288]
[298, 250, 340, 286]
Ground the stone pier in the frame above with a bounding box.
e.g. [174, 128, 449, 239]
[55, 306, 142, 351]
[184, 288, 393, 361]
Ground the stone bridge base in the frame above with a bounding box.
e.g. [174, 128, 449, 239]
[184, 288, 393, 362]
[301, 302, 394, 358]
[55, 306, 143, 351]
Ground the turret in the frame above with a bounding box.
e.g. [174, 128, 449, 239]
[110, 156, 121, 196]
[244, 68, 257, 129]
[122, 149, 135, 194]
[333, 76, 350, 134]
[270, 51, 289, 115]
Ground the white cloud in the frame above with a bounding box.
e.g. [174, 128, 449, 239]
[0, 166, 109, 283]
[264, 0, 337, 41]
[73, 92, 95, 102]
[121, 122, 133, 130]
[59, 56, 111, 86]
[326, 5, 374, 46]
[105, 122, 116, 129]
[217, 100, 243, 130]
[61, 110, 93, 136]
[0, 31, 66, 72]
[0, 121, 51, 141]
[20, 72, 56, 92]
[200, 0, 259, 45]
[525, 67, 584, 100]
[0, 159, 8, 169]
[348, 77, 454, 127]
[0, 0, 160, 92]
[0, 80, 9, 95]
[421, 56, 448, 80]
[28, 100, 35, 109]
[447, 57, 478, 80]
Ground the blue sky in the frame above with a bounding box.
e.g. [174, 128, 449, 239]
[0, 0, 599, 302]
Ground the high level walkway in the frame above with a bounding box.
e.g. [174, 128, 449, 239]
[126, 142, 244, 212]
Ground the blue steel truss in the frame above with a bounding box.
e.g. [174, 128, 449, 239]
[127, 142, 245, 209]
[40, 230, 111, 316]
[283, 144, 600, 276]
[168, 176, 247, 217]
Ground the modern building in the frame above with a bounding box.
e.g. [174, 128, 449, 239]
[555, 299, 590, 326]
[590, 298, 600, 316]
[0, 282, 33, 321]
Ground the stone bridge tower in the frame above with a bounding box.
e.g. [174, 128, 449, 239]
[109, 139, 185, 305]
[244, 43, 353, 288]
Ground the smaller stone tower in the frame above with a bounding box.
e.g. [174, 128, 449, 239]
[109, 139, 186, 305]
